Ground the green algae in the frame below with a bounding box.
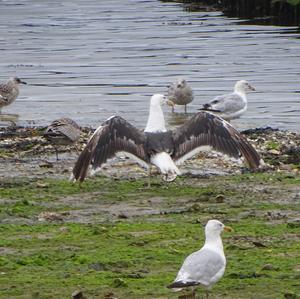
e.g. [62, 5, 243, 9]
[0, 173, 300, 298]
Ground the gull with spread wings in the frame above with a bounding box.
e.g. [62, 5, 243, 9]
[72, 94, 261, 185]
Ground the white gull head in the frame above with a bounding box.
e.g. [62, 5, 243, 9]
[234, 80, 255, 95]
[204, 219, 232, 252]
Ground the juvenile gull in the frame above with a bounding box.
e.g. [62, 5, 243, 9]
[167, 220, 233, 298]
[200, 80, 255, 121]
[71, 94, 261, 185]
[0, 77, 27, 113]
[167, 78, 193, 113]
[44, 118, 81, 161]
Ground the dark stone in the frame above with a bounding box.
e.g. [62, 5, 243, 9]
[72, 290, 86, 299]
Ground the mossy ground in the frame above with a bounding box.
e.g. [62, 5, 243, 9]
[0, 172, 300, 299]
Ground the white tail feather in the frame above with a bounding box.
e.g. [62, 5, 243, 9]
[150, 152, 181, 181]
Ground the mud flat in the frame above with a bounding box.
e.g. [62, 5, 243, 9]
[0, 126, 300, 298]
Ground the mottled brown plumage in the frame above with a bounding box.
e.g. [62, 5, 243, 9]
[167, 78, 193, 113]
[0, 77, 27, 111]
[44, 118, 81, 160]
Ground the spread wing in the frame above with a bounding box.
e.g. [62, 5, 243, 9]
[172, 111, 261, 169]
[72, 116, 148, 182]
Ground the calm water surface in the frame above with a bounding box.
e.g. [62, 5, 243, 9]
[0, 0, 299, 132]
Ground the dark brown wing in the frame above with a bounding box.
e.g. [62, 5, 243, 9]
[172, 111, 261, 169]
[72, 116, 148, 182]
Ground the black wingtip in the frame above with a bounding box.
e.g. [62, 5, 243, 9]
[167, 281, 200, 289]
[198, 107, 221, 113]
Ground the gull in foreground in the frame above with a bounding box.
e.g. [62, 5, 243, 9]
[200, 80, 255, 121]
[0, 77, 27, 113]
[71, 94, 261, 185]
[44, 118, 81, 161]
[167, 78, 194, 113]
[167, 220, 233, 298]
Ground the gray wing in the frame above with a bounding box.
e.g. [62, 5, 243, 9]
[172, 111, 261, 169]
[208, 93, 245, 113]
[72, 116, 148, 182]
[174, 248, 225, 286]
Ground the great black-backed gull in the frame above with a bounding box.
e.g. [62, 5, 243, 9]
[200, 80, 255, 121]
[71, 94, 261, 184]
[167, 78, 193, 113]
[167, 219, 232, 298]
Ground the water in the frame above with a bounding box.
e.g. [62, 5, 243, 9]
[0, 0, 299, 132]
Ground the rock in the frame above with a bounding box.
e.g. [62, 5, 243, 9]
[287, 218, 300, 228]
[71, 290, 86, 299]
[284, 293, 299, 299]
[215, 194, 225, 203]
[282, 146, 300, 164]
[58, 226, 70, 233]
[262, 264, 279, 271]
[36, 182, 49, 188]
[268, 149, 280, 155]
[38, 212, 65, 222]
[113, 278, 127, 287]
[252, 241, 267, 248]
[88, 262, 107, 271]
[104, 292, 118, 299]
[39, 161, 53, 168]
[118, 213, 129, 219]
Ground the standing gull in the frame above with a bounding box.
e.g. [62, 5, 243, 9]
[71, 94, 261, 184]
[44, 118, 81, 161]
[0, 77, 27, 113]
[167, 220, 233, 298]
[200, 80, 255, 121]
[168, 78, 193, 113]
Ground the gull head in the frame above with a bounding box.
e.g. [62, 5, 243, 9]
[235, 80, 255, 93]
[175, 78, 187, 89]
[205, 219, 233, 237]
[10, 77, 27, 85]
[150, 93, 174, 107]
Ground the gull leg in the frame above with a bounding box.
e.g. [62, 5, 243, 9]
[55, 147, 59, 161]
[172, 105, 175, 113]
[74, 144, 80, 155]
[205, 290, 209, 299]
[184, 105, 187, 114]
[147, 165, 151, 188]
[191, 289, 195, 299]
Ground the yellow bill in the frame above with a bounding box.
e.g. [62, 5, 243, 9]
[224, 226, 234, 232]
